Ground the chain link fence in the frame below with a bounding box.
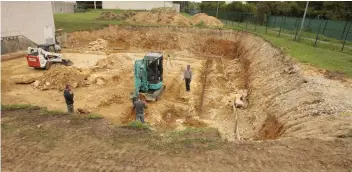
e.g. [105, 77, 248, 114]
[202, 10, 352, 53]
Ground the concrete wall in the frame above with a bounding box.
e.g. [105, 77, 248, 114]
[1, 1, 56, 45]
[52, 1, 76, 14]
[102, 1, 180, 12]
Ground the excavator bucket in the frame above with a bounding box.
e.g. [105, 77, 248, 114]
[62, 59, 73, 66]
[144, 85, 166, 102]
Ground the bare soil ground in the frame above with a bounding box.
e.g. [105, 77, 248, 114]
[2, 107, 352, 172]
[2, 26, 352, 171]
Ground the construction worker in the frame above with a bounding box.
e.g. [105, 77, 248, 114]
[183, 65, 192, 92]
[64, 84, 74, 113]
[133, 94, 148, 123]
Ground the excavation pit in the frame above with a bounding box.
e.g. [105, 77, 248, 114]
[2, 26, 352, 141]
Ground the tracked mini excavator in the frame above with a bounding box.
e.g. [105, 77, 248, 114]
[26, 44, 72, 70]
[131, 52, 166, 103]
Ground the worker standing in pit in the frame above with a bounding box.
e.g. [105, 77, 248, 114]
[133, 94, 148, 123]
[64, 84, 74, 113]
[183, 65, 192, 92]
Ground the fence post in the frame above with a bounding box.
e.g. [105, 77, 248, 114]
[294, 18, 301, 41]
[238, 14, 241, 27]
[254, 15, 257, 31]
[341, 22, 351, 52]
[314, 19, 324, 47]
[265, 14, 268, 34]
[245, 14, 248, 29]
[278, 16, 285, 36]
[341, 22, 348, 40]
[322, 20, 328, 35]
[292, 18, 298, 40]
[231, 13, 234, 26]
[227, 12, 230, 25]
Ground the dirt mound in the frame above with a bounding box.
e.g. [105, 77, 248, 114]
[32, 66, 91, 90]
[66, 26, 239, 58]
[117, 11, 137, 20]
[127, 9, 191, 26]
[191, 13, 223, 27]
[95, 54, 130, 69]
[150, 7, 177, 14]
[99, 12, 118, 20]
[88, 39, 107, 51]
[99, 11, 137, 20]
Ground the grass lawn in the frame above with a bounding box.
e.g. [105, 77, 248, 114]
[54, 9, 124, 32]
[228, 24, 352, 77]
[181, 12, 192, 18]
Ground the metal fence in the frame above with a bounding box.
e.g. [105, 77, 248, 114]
[202, 10, 352, 53]
[1, 35, 37, 55]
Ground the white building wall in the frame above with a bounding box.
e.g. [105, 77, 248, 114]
[52, 1, 76, 14]
[102, 1, 179, 12]
[1, 1, 56, 44]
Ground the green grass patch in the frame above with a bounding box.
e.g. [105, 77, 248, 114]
[39, 107, 68, 116]
[87, 113, 103, 119]
[127, 120, 149, 130]
[54, 10, 123, 32]
[181, 12, 192, 18]
[159, 127, 223, 150]
[1, 104, 33, 111]
[195, 21, 206, 28]
[225, 23, 352, 77]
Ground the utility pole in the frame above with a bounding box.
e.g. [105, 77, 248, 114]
[94, 1, 96, 9]
[296, 1, 309, 41]
[216, 1, 219, 18]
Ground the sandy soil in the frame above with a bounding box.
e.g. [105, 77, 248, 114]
[2, 108, 352, 172]
[2, 26, 352, 171]
[2, 27, 352, 141]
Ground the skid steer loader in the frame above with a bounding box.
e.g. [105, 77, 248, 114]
[26, 44, 72, 70]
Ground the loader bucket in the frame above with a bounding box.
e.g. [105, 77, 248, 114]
[62, 59, 73, 66]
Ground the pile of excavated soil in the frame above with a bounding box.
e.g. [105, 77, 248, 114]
[150, 7, 177, 14]
[32, 66, 91, 90]
[191, 13, 224, 28]
[98, 12, 118, 20]
[95, 54, 129, 69]
[88, 39, 107, 51]
[66, 26, 239, 58]
[86, 54, 132, 85]
[99, 11, 137, 20]
[127, 9, 191, 26]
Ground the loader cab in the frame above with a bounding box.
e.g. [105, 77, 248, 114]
[144, 52, 163, 85]
[37, 44, 58, 53]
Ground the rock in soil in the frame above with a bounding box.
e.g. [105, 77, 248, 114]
[77, 108, 90, 115]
